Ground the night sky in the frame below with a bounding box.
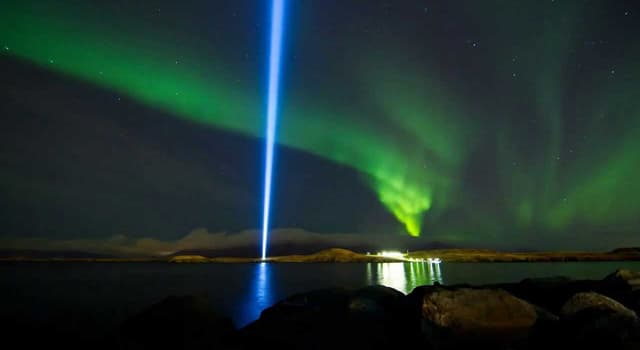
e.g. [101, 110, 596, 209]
[1, 0, 639, 255]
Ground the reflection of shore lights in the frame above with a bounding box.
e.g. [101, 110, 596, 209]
[366, 261, 445, 293]
[376, 262, 407, 292]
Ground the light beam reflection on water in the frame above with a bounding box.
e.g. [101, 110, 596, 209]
[239, 262, 273, 327]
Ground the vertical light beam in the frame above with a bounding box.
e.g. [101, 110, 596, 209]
[261, 0, 285, 260]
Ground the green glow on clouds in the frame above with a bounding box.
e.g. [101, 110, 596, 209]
[1, 1, 462, 236]
[2, 0, 639, 240]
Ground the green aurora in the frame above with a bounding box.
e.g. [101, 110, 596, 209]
[2, 0, 639, 241]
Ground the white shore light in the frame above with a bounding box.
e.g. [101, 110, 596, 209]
[378, 251, 405, 259]
[427, 257, 442, 264]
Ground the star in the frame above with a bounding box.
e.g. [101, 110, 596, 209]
[610, 69, 615, 75]
[625, 11, 630, 16]
[3, 46, 8, 51]
[512, 72, 517, 78]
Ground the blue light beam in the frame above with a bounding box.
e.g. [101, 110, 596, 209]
[261, 0, 285, 260]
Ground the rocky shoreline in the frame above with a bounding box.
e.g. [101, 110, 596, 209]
[109, 269, 640, 349]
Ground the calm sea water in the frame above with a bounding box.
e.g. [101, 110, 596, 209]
[1, 261, 639, 332]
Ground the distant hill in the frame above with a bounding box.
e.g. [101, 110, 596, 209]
[168, 248, 400, 263]
[0, 249, 115, 259]
[0, 239, 459, 260]
[171, 241, 458, 258]
[408, 248, 640, 262]
[168, 255, 210, 263]
[610, 247, 640, 254]
[271, 248, 396, 263]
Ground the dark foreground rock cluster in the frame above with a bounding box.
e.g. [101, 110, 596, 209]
[111, 269, 640, 350]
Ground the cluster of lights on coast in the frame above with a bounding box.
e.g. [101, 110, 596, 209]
[372, 251, 442, 265]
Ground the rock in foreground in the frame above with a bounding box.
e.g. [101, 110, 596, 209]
[115, 269, 640, 349]
[559, 292, 640, 349]
[119, 295, 235, 349]
[605, 269, 640, 291]
[240, 285, 418, 349]
[419, 287, 538, 348]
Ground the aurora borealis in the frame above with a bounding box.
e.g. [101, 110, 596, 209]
[1, 0, 639, 251]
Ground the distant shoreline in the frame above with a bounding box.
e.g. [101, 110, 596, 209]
[1, 247, 639, 263]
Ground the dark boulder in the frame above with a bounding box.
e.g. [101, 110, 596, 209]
[240, 288, 354, 349]
[604, 269, 640, 291]
[561, 291, 637, 318]
[348, 284, 405, 318]
[417, 287, 538, 349]
[597, 269, 640, 314]
[495, 276, 600, 314]
[559, 292, 640, 349]
[348, 285, 420, 346]
[494, 273, 640, 315]
[119, 295, 235, 349]
[633, 290, 640, 314]
[241, 286, 419, 349]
